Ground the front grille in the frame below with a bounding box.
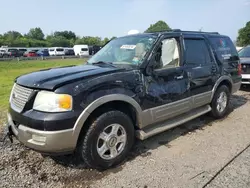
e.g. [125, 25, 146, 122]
[10, 83, 33, 113]
[242, 64, 250, 74]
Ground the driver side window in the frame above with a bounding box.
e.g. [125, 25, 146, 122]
[154, 38, 180, 70]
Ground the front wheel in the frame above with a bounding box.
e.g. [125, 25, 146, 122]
[210, 85, 230, 119]
[77, 110, 134, 170]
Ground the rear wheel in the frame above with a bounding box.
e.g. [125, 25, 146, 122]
[210, 85, 230, 118]
[77, 110, 134, 170]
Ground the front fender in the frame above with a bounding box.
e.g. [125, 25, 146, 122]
[71, 94, 143, 148]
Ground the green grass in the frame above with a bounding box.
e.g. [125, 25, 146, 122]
[0, 58, 86, 126]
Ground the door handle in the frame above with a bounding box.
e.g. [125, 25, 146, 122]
[211, 65, 217, 73]
[175, 75, 184, 80]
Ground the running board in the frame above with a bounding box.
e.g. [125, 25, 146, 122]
[136, 105, 211, 140]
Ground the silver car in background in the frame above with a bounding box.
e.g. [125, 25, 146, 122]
[239, 45, 250, 85]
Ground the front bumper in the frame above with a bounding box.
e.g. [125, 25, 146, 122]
[241, 74, 250, 85]
[7, 113, 76, 154]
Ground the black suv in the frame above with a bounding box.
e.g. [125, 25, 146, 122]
[7, 30, 241, 169]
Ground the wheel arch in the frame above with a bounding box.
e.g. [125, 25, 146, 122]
[211, 76, 233, 100]
[72, 94, 143, 147]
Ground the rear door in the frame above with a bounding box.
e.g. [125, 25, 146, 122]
[183, 35, 218, 108]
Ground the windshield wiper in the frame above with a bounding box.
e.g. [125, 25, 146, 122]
[92, 61, 117, 67]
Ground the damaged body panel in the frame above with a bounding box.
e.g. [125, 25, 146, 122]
[7, 30, 241, 169]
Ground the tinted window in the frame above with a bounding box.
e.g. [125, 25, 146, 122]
[184, 39, 211, 65]
[18, 49, 27, 52]
[209, 36, 238, 62]
[56, 48, 64, 52]
[8, 49, 18, 52]
[239, 46, 250, 58]
[81, 48, 88, 51]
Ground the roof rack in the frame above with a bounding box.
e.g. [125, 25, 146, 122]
[171, 29, 219, 34]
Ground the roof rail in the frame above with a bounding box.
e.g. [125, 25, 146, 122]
[171, 29, 219, 34]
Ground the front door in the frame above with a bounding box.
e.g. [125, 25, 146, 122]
[142, 35, 191, 125]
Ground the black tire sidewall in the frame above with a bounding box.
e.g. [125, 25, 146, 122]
[80, 111, 134, 169]
[211, 85, 230, 118]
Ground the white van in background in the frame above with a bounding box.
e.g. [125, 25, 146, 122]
[48, 47, 65, 56]
[73, 45, 89, 56]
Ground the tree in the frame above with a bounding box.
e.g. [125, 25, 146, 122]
[27, 27, 45, 40]
[102, 37, 109, 46]
[145, 20, 171, 33]
[110, 36, 117, 40]
[54, 31, 76, 40]
[237, 21, 250, 46]
[75, 36, 102, 46]
[46, 35, 70, 47]
[3, 31, 22, 40]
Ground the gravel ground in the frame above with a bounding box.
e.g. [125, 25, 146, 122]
[1, 88, 250, 188]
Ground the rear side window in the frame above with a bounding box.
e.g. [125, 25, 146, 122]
[184, 39, 211, 65]
[209, 36, 238, 62]
[239, 46, 250, 58]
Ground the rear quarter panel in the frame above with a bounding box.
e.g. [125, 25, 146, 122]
[208, 35, 241, 84]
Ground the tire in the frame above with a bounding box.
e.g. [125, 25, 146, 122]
[210, 85, 230, 119]
[77, 110, 134, 170]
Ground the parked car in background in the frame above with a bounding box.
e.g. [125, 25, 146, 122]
[64, 48, 75, 56]
[36, 49, 50, 57]
[89, 45, 102, 55]
[7, 48, 19, 57]
[239, 45, 250, 85]
[23, 50, 38, 57]
[18, 48, 27, 57]
[73, 45, 89, 56]
[0, 49, 9, 58]
[48, 47, 65, 56]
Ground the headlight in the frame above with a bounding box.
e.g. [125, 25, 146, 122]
[33, 91, 73, 112]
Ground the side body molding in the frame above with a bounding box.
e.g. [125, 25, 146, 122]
[71, 94, 143, 147]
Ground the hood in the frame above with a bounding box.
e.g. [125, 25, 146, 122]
[240, 57, 250, 64]
[16, 64, 124, 90]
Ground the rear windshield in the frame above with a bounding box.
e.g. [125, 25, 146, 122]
[56, 48, 64, 52]
[209, 36, 238, 62]
[81, 48, 88, 51]
[18, 49, 27, 52]
[239, 46, 250, 58]
[8, 49, 18, 52]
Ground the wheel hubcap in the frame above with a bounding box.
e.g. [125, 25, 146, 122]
[217, 91, 227, 113]
[97, 124, 127, 160]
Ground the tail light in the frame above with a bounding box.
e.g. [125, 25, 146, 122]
[238, 63, 242, 75]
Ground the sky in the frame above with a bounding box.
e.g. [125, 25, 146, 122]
[0, 0, 249, 41]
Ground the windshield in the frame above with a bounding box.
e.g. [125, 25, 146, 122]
[56, 48, 64, 52]
[88, 35, 157, 65]
[239, 46, 250, 58]
[19, 49, 27, 52]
